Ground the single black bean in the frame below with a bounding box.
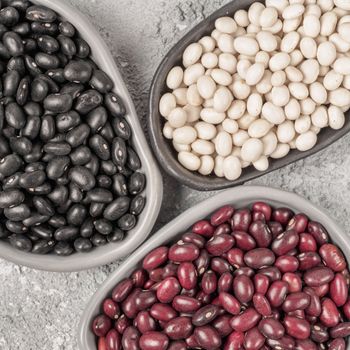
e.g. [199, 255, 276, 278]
[40, 114, 56, 142]
[69, 145, 92, 165]
[74, 237, 92, 253]
[97, 175, 112, 189]
[57, 34, 76, 57]
[47, 69, 65, 83]
[32, 196, 55, 216]
[130, 196, 146, 216]
[46, 156, 70, 180]
[86, 106, 108, 132]
[47, 185, 69, 206]
[129, 172, 146, 195]
[4, 204, 30, 221]
[54, 226, 78, 241]
[5, 102, 25, 129]
[6, 220, 28, 234]
[112, 117, 131, 140]
[16, 76, 30, 106]
[0, 154, 22, 177]
[75, 89, 103, 114]
[13, 22, 31, 36]
[118, 214, 136, 231]
[85, 154, 100, 176]
[27, 182, 51, 195]
[80, 218, 94, 238]
[66, 124, 90, 148]
[127, 148, 141, 171]
[68, 165, 95, 191]
[54, 241, 73, 256]
[63, 60, 92, 83]
[0, 189, 24, 208]
[111, 137, 127, 167]
[26, 5, 57, 22]
[19, 170, 46, 189]
[99, 122, 115, 143]
[24, 55, 42, 76]
[90, 70, 113, 93]
[37, 35, 59, 53]
[75, 38, 90, 58]
[100, 161, 117, 176]
[91, 233, 107, 247]
[31, 240, 55, 254]
[85, 188, 113, 204]
[23, 102, 43, 117]
[0, 7, 20, 26]
[9, 136, 32, 156]
[31, 224, 54, 239]
[31, 21, 58, 35]
[23, 142, 43, 163]
[48, 215, 66, 229]
[56, 111, 81, 133]
[89, 202, 105, 218]
[103, 197, 130, 221]
[22, 213, 49, 227]
[3, 71, 20, 97]
[58, 21, 75, 37]
[37, 74, 59, 93]
[43, 93, 73, 113]
[60, 82, 84, 99]
[7, 57, 25, 76]
[112, 174, 128, 196]
[66, 204, 87, 226]
[31, 78, 49, 102]
[89, 134, 110, 161]
[0, 136, 10, 158]
[25, 162, 45, 172]
[43, 142, 71, 156]
[2, 172, 21, 190]
[3, 31, 24, 57]
[94, 218, 113, 235]
[107, 228, 124, 243]
[35, 52, 60, 70]
[9, 234, 32, 252]
[105, 92, 126, 117]
[69, 183, 83, 203]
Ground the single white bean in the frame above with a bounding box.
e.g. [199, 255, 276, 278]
[166, 66, 184, 90]
[339, 23, 350, 44]
[197, 75, 216, 99]
[163, 122, 174, 139]
[295, 131, 317, 151]
[309, 82, 328, 105]
[285, 66, 303, 82]
[295, 115, 311, 133]
[198, 36, 216, 53]
[173, 126, 197, 145]
[173, 142, 191, 153]
[234, 10, 250, 27]
[245, 63, 265, 86]
[289, 82, 309, 100]
[300, 98, 316, 115]
[231, 80, 251, 99]
[241, 138, 264, 162]
[329, 88, 350, 107]
[311, 106, 328, 128]
[262, 102, 286, 124]
[191, 139, 215, 155]
[215, 131, 233, 157]
[262, 131, 278, 156]
[168, 107, 188, 128]
[270, 143, 290, 159]
[285, 99, 301, 120]
[228, 100, 246, 120]
[215, 17, 237, 34]
[290, 50, 304, 66]
[299, 59, 319, 84]
[283, 17, 302, 33]
[300, 37, 317, 59]
[282, 4, 305, 19]
[234, 36, 260, 56]
[218, 53, 237, 73]
[159, 93, 177, 118]
[303, 15, 320, 37]
[248, 2, 265, 26]
[260, 7, 278, 27]
[183, 43, 203, 68]
[328, 105, 346, 130]
[247, 93, 263, 117]
[248, 119, 272, 138]
[201, 52, 218, 69]
[255, 51, 270, 67]
[253, 156, 269, 171]
[213, 87, 233, 113]
[217, 33, 235, 53]
[194, 121, 217, 140]
[178, 151, 201, 171]
[173, 88, 188, 106]
[256, 31, 278, 52]
[333, 57, 350, 75]
[272, 86, 290, 107]
[222, 119, 239, 134]
[223, 156, 242, 180]
[269, 52, 291, 72]
[316, 42, 337, 66]
[277, 120, 296, 143]
[323, 70, 344, 91]
[233, 130, 250, 147]
[329, 34, 350, 53]
[198, 155, 214, 175]
[211, 68, 233, 86]
[214, 155, 225, 177]
[318, 0, 334, 12]
[320, 11, 337, 36]
[271, 71, 287, 87]
[280, 31, 300, 53]
[200, 108, 226, 124]
[184, 63, 205, 86]
[187, 84, 203, 106]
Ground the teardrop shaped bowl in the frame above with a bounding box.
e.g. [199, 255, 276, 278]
[148, 0, 350, 191]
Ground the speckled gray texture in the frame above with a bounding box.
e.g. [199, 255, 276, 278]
[1, 0, 350, 349]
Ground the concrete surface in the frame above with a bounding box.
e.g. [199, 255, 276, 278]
[1, 0, 350, 349]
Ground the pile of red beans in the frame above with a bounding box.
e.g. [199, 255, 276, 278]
[92, 202, 350, 350]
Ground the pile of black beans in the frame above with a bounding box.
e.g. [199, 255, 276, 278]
[0, 1, 146, 256]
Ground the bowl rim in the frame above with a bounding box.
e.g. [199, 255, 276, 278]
[77, 185, 350, 349]
[0, 0, 163, 272]
[148, 0, 350, 191]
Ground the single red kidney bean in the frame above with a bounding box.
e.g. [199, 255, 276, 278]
[164, 316, 193, 340]
[212, 314, 233, 337]
[219, 292, 241, 315]
[230, 308, 261, 332]
[295, 339, 317, 350]
[249, 220, 272, 248]
[304, 287, 321, 317]
[275, 255, 299, 273]
[149, 268, 164, 282]
[211, 257, 231, 274]
[192, 220, 214, 238]
[210, 205, 234, 226]
[267, 335, 295, 350]
[268, 221, 284, 239]
[131, 269, 148, 288]
[232, 231, 256, 251]
[115, 314, 130, 334]
[343, 298, 350, 319]
[312, 283, 329, 297]
[233, 275, 254, 304]
[272, 207, 294, 225]
[259, 266, 282, 282]
[142, 247, 168, 271]
[201, 270, 217, 294]
[310, 323, 329, 343]
[214, 223, 231, 236]
[328, 338, 346, 350]
[254, 274, 270, 295]
[185, 334, 200, 348]
[284, 316, 310, 339]
[244, 326, 266, 350]
[271, 229, 299, 256]
[330, 273, 348, 307]
[194, 325, 222, 350]
[282, 292, 311, 312]
[121, 326, 140, 350]
[92, 314, 112, 337]
[112, 278, 134, 303]
[172, 295, 201, 313]
[319, 244, 347, 272]
[196, 290, 212, 305]
[150, 303, 177, 322]
[244, 248, 275, 269]
[252, 211, 266, 222]
[103, 299, 120, 320]
[330, 322, 350, 338]
[182, 232, 206, 248]
[192, 304, 220, 326]
[304, 266, 335, 287]
[139, 331, 169, 350]
[98, 337, 107, 350]
[252, 201, 272, 221]
[122, 288, 141, 319]
[253, 293, 272, 317]
[162, 263, 178, 279]
[320, 298, 340, 327]
[134, 311, 157, 334]
[307, 221, 329, 245]
[231, 208, 251, 232]
[297, 252, 321, 271]
[259, 318, 285, 340]
[298, 233, 317, 253]
[224, 331, 244, 350]
[167, 341, 187, 350]
[267, 281, 288, 307]
[233, 267, 255, 278]
[156, 277, 181, 303]
[194, 249, 210, 275]
[206, 233, 234, 256]
[135, 290, 157, 311]
[168, 243, 200, 263]
[287, 213, 308, 233]
[106, 329, 121, 350]
[177, 262, 197, 290]
[218, 272, 233, 293]
[227, 248, 245, 268]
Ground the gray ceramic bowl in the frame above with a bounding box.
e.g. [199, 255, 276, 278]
[78, 185, 350, 349]
[0, 0, 163, 272]
[149, 0, 350, 191]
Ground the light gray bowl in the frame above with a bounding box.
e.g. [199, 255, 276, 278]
[78, 185, 350, 349]
[0, 0, 163, 272]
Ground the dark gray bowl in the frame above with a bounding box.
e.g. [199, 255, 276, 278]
[0, 0, 163, 272]
[148, 0, 350, 191]
[78, 186, 350, 349]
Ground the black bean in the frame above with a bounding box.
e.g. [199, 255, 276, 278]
[0, 24, 7, 40]
[0, 42, 10, 60]
[13, 22, 30, 36]
[35, 52, 60, 70]
[0, 7, 20, 26]
[90, 70, 113, 93]
[75, 89, 103, 115]
[6, 220, 28, 234]
[44, 93, 72, 113]
[91, 233, 107, 247]
[75, 38, 90, 58]
[31, 239, 55, 254]
[66, 124, 90, 148]
[0, 136, 10, 158]
[0, 189, 24, 208]
[97, 175, 112, 189]
[31, 21, 58, 35]
[112, 174, 128, 196]
[47, 68, 65, 83]
[103, 196, 130, 221]
[80, 218, 94, 238]
[26, 5, 57, 23]
[31, 224, 53, 239]
[85, 154, 99, 176]
[118, 214, 136, 231]
[2, 172, 21, 190]
[128, 172, 146, 195]
[24, 54, 42, 76]
[68, 165, 95, 191]
[86, 106, 108, 132]
[54, 226, 78, 241]
[111, 137, 127, 167]
[22, 213, 49, 227]
[66, 204, 87, 226]
[112, 117, 132, 140]
[40, 114, 56, 142]
[94, 218, 112, 235]
[23, 101, 43, 117]
[85, 188, 113, 204]
[3, 0, 30, 12]
[27, 182, 51, 195]
[57, 34, 76, 57]
[58, 21, 75, 37]
[69, 145, 92, 166]
[89, 134, 110, 161]
[0, 154, 22, 177]
[22, 115, 41, 140]
[46, 156, 70, 180]
[60, 82, 84, 99]
[32, 196, 55, 217]
[130, 195, 146, 216]
[2, 126, 16, 138]
[56, 199, 72, 215]
[23, 38, 37, 53]
[25, 162, 45, 172]
[100, 161, 117, 176]
[37, 74, 59, 93]
[43, 142, 71, 156]
[63, 60, 92, 83]
[9, 234, 32, 252]
[37, 35, 59, 53]
[16, 76, 30, 106]
[7, 57, 25, 75]
[31, 78, 49, 102]
[5, 102, 25, 129]
[4, 204, 31, 221]
[56, 110, 81, 133]
[89, 202, 105, 218]
[74, 237, 92, 253]
[4, 70, 21, 97]
[69, 183, 83, 203]
[19, 170, 46, 189]
[9, 136, 32, 156]
[48, 215, 66, 229]
[99, 122, 115, 143]
[3, 32, 24, 57]
[127, 148, 141, 171]
[54, 241, 73, 256]
[105, 92, 126, 117]
[47, 185, 68, 206]
[107, 228, 124, 243]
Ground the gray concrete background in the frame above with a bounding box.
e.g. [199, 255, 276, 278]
[1, 0, 350, 349]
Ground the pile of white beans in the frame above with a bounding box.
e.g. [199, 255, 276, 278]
[159, 0, 350, 181]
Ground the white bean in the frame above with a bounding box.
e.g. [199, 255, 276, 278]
[272, 86, 290, 107]
[270, 143, 290, 158]
[256, 31, 278, 52]
[245, 63, 265, 86]
[253, 156, 269, 171]
[300, 98, 316, 115]
[237, 59, 252, 80]
[211, 68, 233, 86]
[295, 115, 311, 133]
[248, 119, 272, 138]
[285, 66, 303, 82]
[255, 51, 270, 67]
[234, 10, 250, 27]
[285, 99, 301, 120]
[316, 42, 337, 67]
[339, 23, 350, 44]
[309, 82, 328, 105]
[184, 64, 205, 86]
[262, 131, 278, 155]
[168, 107, 188, 128]
[260, 7, 279, 27]
[201, 52, 218, 69]
[191, 139, 215, 155]
[320, 11, 337, 36]
[233, 130, 250, 147]
[163, 122, 174, 139]
[173, 142, 191, 153]
[200, 108, 226, 124]
[323, 70, 344, 91]
[173, 126, 197, 145]
[303, 15, 320, 37]
[318, 0, 334, 12]
[222, 119, 239, 134]
[282, 4, 305, 19]
[166, 66, 184, 90]
[271, 71, 287, 87]
[334, 0, 350, 11]
[234, 36, 260, 56]
[311, 106, 328, 128]
[173, 88, 188, 106]
[231, 80, 251, 99]
[248, 2, 265, 26]
[214, 155, 225, 177]
[329, 33, 350, 53]
[295, 131, 317, 151]
[198, 36, 216, 53]
[223, 156, 242, 180]
[266, 19, 283, 34]
[159, 93, 176, 118]
[299, 59, 319, 84]
[283, 18, 302, 33]
[300, 37, 317, 59]
[187, 84, 203, 106]
[333, 57, 350, 75]
[218, 53, 237, 73]
[194, 121, 217, 140]
[329, 88, 350, 107]
[256, 70, 273, 94]
[290, 49, 304, 66]
[183, 43, 203, 68]
[215, 17, 237, 34]
[289, 82, 309, 100]
[343, 75, 350, 90]
[197, 75, 216, 99]
[269, 52, 291, 71]
[262, 102, 286, 124]
[217, 34, 235, 53]
[228, 100, 246, 120]
[247, 93, 263, 117]
[178, 151, 201, 171]
[213, 87, 233, 113]
[238, 113, 258, 130]
[241, 138, 264, 162]
[280, 31, 300, 53]
[198, 155, 215, 175]
[277, 120, 296, 143]
[328, 105, 346, 130]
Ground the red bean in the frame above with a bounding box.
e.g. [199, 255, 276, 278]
[135, 311, 157, 334]
[185, 334, 199, 348]
[201, 270, 217, 294]
[139, 331, 169, 350]
[304, 266, 335, 287]
[284, 316, 310, 340]
[253, 293, 272, 317]
[282, 292, 310, 312]
[328, 338, 346, 350]
[298, 252, 321, 270]
[330, 273, 348, 307]
[310, 323, 329, 343]
[343, 298, 350, 320]
[150, 303, 177, 322]
[304, 287, 321, 317]
[233, 275, 254, 303]
[105, 329, 121, 350]
[121, 326, 140, 350]
[275, 255, 299, 273]
[307, 221, 329, 245]
[259, 266, 282, 281]
[192, 220, 214, 238]
[177, 262, 197, 290]
[268, 221, 284, 239]
[259, 318, 285, 340]
[267, 335, 295, 349]
[115, 315, 130, 334]
[271, 230, 299, 256]
[244, 326, 266, 349]
[206, 233, 234, 256]
[92, 314, 112, 337]
[267, 281, 288, 307]
[196, 290, 212, 305]
[224, 331, 244, 350]
[295, 339, 317, 350]
[212, 314, 233, 337]
[192, 304, 220, 326]
[168, 243, 199, 263]
[252, 202, 272, 221]
[112, 278, 134, 303]
[122, 288, 141, 319]
[162, 263, 178, 279]
[156, 277, 181, 303]
[254, 274, 270, 295]
[231, 208, 251, 232]
[167, 341, 187, 350]
[211, 257, 231, 274]
[131, 269, 148, 288]
[281, 272, 302, 293]
[142, 247, 168, 270]
[312, 283, 330, 297]
[330, 322, 350, 338]
[194, 325, 222, 350]
[164, 316, 193, 340]
[194, 249, 210, 275]
[218, 272, 233, 293]
[230, 308, 261, 332]
[103, 299, 120, 320]
[210, 205, 234, 226]
[219, 292, 241, 315]
[227, 248, 244, 268]
[232, 231, 256, 251]
[298, 233, 317, 253]
[319, 243, 347, 272]
[320, 298, 340, 327]
[182, 232, 206, 248]
[172, 296, 200, 313]
[233, 266, 255, 278]
[135, 290, 157, 310]
[287, 213, 308, 233]
[244, 248, 275, 269]
[249, 220, 272, 248]
[213, 223, 231, 236]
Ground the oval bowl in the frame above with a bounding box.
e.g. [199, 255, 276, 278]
[149, 0, 350, 191]
[0, 0, 163, 272]
[78, 185, 350, 349]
